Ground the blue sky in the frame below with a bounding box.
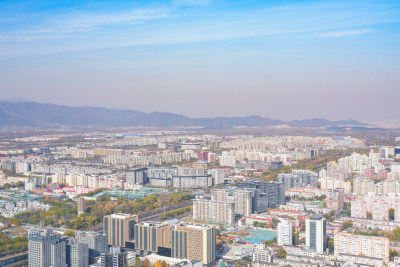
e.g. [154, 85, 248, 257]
[1, 0, 399, 121]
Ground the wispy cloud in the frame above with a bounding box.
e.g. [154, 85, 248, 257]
[318, 29, 372, 38]
[21, 8, 170, 35]
[0, 0, 211, 43]
[0, 0, 399, 57]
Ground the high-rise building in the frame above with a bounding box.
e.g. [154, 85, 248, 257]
[353, 178, 375, 195]
[278, 170, 318, 190]
[252, 243, 275, 265]
[208, 153, 216, 163]
[351, 199, 368, 219]
[100, 248, 127, 267]
[171, 223, 216, 265]
[51, 241, 67, 267]
[66, 242, 89, 267]
[78, 197, 86, 216]
[28, 229, 67, 267]
[126, 168, 148, 185]
[236, 181, 286, 208]
[235, 190, 254, 216]
[134, 221, 170, 252]
[193, 198, 235, 224]
[306, 214, 327, 254]
[197, 151, 209, 161]
[326, 189, 344, 211]
[75, 231, 108, 258]
[277, 220, 292, 246]
[334, 232, 389, 264]
[208, 169, 225, 185]
[103, 214, 138, 247]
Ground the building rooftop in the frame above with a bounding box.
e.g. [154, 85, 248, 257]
[178, 222, 213, 230]
[109, 213, 136, 219]
[310, 214, 323, 220]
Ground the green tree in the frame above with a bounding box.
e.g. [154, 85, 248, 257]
[8, 218, 22, 226]
[341, 220, 353, 230]
[390, 208, 395, 221]
[293, 231, 300, 245]
[135, 257, 141, 267]
[64, 230, 75, 237]
[242, 256, 250, 263]
[390, 249, 399, 261]
[264, 237, 277, 246]
[276, 247, 287, 259]
[328, 237, 334, 253]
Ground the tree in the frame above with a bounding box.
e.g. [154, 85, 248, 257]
[160, 260, 167, 267]
[216, 229, 221, 238]
[264, 237, 277, 246]
[341, 220, 353, 230]
[242, 256, 251, 263]
[328, 237, 334, 253]
[390, 208, 395, 221]
[276, 247, 287, 259]
[64, 230, 75, 237]
[367, 212, 373, 220]
[8, 218, 21, 226]
[387, 227, 400, 241]
[135, 257, 141, 267]
[234, 261, 243, 267]
[390, 249, 399, 260]
[253, 221, 258, 227]
[143, 258, 149, 267]
[293, 231, 300, 245]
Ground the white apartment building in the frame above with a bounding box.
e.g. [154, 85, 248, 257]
[277, 220, 293, 246]
[306, 214, 327, 254]
[193, 198, 235, 225]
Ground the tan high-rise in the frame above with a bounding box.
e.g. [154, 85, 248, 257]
[134, 221, 170, 252]
[171, 223, 216, 265]
[103, 214, 138, 247]
[78, 197, 85, 216]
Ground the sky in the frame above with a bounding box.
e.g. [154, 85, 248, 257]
[0, 0, 400, 122]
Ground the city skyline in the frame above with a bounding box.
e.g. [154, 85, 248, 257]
[1, 0, 399, 121]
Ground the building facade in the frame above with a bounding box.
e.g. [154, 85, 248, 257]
[103, 214, 138, 247]
[277, 220, 293, 246]
[134, 221, 170, 252]
[306, 214, 327, 254]
[193, 198, 235, 225]
[171, 223, 216, 265]
[334, 232, 390, 264]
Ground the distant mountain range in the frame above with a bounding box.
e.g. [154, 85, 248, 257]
[0, 101, 367, 128]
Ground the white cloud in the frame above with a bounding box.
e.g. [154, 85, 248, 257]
[318, 29, 372, 38]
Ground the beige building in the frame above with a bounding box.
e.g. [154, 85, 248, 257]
[193, 198, 235, 224]
[103, 213, 138, 247]
[134, 221, 170, 252]
[326, 189, 344, 211]
[353, 178, 375, 195]
[171, 223, 216, 265]
[334, 232, 390, 263]
[213, 188, 252, 216]
[77, 197, 85, 216]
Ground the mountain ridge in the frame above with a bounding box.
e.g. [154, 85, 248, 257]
[0, 101, 367, 128]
